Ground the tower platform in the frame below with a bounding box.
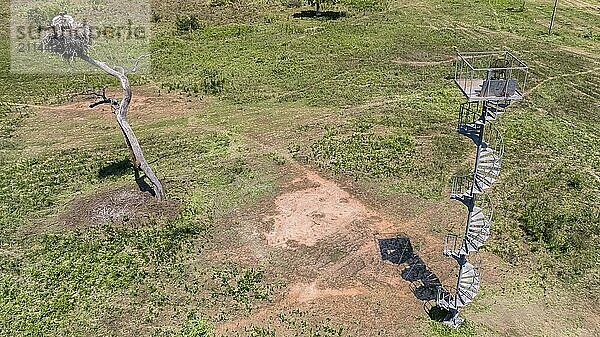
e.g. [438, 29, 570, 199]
[455, 51, 528, 101]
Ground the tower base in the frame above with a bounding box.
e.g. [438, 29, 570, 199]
[442, 310, 465, 329]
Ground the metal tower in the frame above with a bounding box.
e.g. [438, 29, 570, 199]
[436, 51, 528, 328]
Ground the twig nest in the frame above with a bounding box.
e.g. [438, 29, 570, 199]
[42, 13, 91, 60]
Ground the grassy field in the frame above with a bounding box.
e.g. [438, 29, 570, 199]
[0, 0, 599, 336]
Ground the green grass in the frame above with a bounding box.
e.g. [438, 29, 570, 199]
[1, 220, 201, 334]
[426, 321, 477, 337]
[309, 125, 415, 178]
[0, 0, 599, 335]
[154, 314, 214, 337]
[212, 265, 280, 311]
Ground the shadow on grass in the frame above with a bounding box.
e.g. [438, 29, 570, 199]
[427, 305, 451, 322]
[292, 10, 346, 20]
[99, 159, 156, 197]
[99, 159, 132, 179]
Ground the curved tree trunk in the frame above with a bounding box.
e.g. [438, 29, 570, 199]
[80, 54, 165, 200]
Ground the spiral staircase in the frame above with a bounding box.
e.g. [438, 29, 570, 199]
[436, 53, 527, 328]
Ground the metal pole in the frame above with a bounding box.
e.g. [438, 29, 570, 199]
[549, 0, 558, 34]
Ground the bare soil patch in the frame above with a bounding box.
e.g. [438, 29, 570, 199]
[213, 165, 450, 336]
[57, 184, 179, 229]
[264, 169, 394, 248]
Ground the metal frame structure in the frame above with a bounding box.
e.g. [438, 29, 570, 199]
[455, 51, 528, 101]
[436, 51, 528, 328]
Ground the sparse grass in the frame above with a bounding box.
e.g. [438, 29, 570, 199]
[271, 310, 349, 337]
[0, 103, 28, 142]
[248, 326, 276, 337]
[427, 321, 477, 337]
[0, 0, 598, 335]
[309, 125, 415, 178]
[154, 314, 214, 337]
[211, 265, 279, 311]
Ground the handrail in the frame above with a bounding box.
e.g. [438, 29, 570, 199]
[457, 51, 528, 71]
[451, 175, 473, 197]
[440, 52, 526, 328]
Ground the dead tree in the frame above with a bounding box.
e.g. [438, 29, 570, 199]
[42, 13, 165, 200]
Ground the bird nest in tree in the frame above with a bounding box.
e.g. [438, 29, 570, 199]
[42, 13, 91, 60]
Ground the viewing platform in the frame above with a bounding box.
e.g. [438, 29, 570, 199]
[455, 51, 528, 101]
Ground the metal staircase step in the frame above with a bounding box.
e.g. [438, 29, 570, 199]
[469, 220, 489, 230]
[462, 233, 489, 254]
[477, 167, 500, 179]
[459, 201, 493, 255]
[455, 262, 480, 307]
[473, 174, 496, 193]
[458, 125, 479, 136]
[436, 287, 457, 311]
[477, 162, 501, 169]
[479, 148, 501, 161]
[476, 174, 499, 185]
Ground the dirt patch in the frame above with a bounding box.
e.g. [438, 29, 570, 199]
[31, 85, 201, 120]
[264, 169, 394, 248]
[285, 282, 368, 303]
[57, 184, 179, 229]
[214, 165, 446, 336]
[16, 85, 208, 153]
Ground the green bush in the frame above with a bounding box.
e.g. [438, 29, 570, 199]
[176, 15, 200, 33]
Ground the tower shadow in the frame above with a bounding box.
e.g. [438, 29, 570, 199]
[378, 235, 449, 320]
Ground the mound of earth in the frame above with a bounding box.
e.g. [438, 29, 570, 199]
[58, 184, 179, 228]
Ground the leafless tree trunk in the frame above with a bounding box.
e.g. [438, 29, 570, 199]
[42, 13, 165, 198]
[80, 54, 165, 200]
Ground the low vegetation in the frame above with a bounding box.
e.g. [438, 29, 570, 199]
[0, 0, 598, 335]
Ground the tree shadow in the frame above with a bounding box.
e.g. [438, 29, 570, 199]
[292, 10, 346, 20]
[98, 159, 132, 179]
[378, 235, 445, 313]
[134, 169, 156, 197]
[98, 159, 156, 197]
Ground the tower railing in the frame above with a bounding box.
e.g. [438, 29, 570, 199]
[436, 51, 527, 328]
[455, 51, 528, 101]
[443, 234, 462, 257]
[458, 101, 481, 127]
[482, 123, 504, 157]
[451, 175, 474, 203]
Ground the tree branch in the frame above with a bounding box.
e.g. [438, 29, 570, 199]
[78, 55, 165, 200]
[43, 13, 166, 200]
[128, 54, 149, 74]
